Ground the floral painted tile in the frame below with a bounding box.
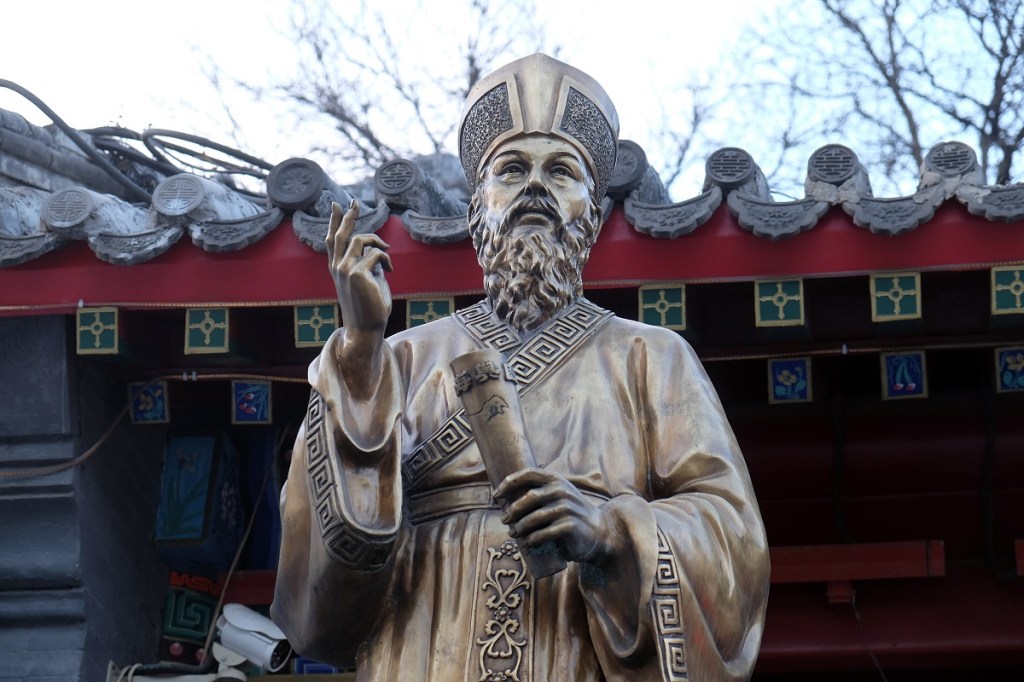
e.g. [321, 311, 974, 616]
[881, 351, 928, 400]
[232, 380, 272, 424]
[995, 347, 1024, 393]
[768, 357, 812, 404]
[129, 380, 169, 424]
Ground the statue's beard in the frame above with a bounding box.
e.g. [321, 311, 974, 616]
[468, 192, 601, 332]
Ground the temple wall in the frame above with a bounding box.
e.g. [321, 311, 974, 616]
[0, 315, 167, 682]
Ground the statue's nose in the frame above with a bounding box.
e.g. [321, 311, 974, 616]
[524, 170, 549, 197]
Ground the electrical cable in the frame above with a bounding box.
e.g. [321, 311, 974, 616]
[0, 79, 153, 202]
[0, 404, 128, 478]
[142, 129, 273, 177]
[0, 373, 305, 479]
[84, 126, 183, 177]
[851, 598, 889, 682]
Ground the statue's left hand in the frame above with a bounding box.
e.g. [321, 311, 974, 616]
[494, 469, 614, 566]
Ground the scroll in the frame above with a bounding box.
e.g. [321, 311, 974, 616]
[450, 349, 566, 578]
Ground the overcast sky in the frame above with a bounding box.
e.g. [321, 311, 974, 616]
[1, 0, 776, 191]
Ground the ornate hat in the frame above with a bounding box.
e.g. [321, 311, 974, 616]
[459, 53, 620, 200]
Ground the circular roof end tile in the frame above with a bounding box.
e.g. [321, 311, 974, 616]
[267, 158, 326, 210]
[808, 144, 859, 185]
[608, 140, 648, 200]
[44, 188, 93, 228]
[705, 148, 755, 189]
[375, 159, 422, 196]
[925, 142, 978, 177]
[153, 174, 206, 216]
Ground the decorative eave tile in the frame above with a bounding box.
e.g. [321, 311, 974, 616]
[881, 351, 928, 400]
[638, 284, 686, 330]
[401, 210, 469, 244]
[957, 183, 1024, 222]
[294, 304, 339, 347]
[727, 193, 830, 241]
[89, 226, 184, 266]
[292, 201, 390, 253]
[184, 308, 230, 354]
[189, 208, 284, 253]
[76, 307, 118, 355]
[755, 279, 805, 327]
[406, 297, 455, 328]
[871, 272, 922, 322]
[842, 184, 944, 236]
[624, 186, 722, 239]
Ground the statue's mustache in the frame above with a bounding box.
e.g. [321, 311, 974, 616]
[504, 195, 560, 229]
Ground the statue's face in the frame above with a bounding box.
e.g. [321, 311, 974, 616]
[468, 134, 600, 331]
[478, 135, 592, 234]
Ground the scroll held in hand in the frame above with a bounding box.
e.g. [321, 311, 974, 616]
[450, 349, 567, 578]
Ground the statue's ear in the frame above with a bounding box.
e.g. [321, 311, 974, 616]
[598, 196, 613, 229]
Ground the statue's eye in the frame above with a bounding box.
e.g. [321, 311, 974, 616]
[550, 165, 571, 177]
[499, 162, 524, 176]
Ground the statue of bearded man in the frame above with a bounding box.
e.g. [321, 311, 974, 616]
[272, 54, 769, 681]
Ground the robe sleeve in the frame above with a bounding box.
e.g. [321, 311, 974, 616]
[578, 332, 770, 682]
[270, 328, 405, 665]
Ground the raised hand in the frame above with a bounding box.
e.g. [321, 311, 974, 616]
[494, 468, 615, 567]
[326, 200, 393, 381]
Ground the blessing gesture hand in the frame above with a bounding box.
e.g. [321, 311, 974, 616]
[326, 201, 393, 379]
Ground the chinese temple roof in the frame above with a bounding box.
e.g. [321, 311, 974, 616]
[3, 101, 1024, 314]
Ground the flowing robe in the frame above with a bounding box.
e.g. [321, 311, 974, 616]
[272, 299, 769, 681]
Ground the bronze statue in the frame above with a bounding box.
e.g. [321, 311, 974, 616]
[272, 54, 769, 681]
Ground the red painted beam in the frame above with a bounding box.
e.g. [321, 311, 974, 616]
[759, 563, 1024, 669]
[5, 201, 1024, 314]
[770, 540, 945, 584]
[220, 569, 277, 606]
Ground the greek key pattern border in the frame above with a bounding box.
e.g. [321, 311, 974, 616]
[403, 299, 612, 490]
[651, 528, 688, 681]
[306, 389, 394, 571]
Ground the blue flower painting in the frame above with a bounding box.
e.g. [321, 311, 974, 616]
[882, 352, 927, 399]
[129, 381, 169, 423]
[996, 348, 1024, 393]
[233, 380, 271, 424]
[768, 358, 812, 403]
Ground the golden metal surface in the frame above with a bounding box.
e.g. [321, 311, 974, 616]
[273, 55, 769, 681]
